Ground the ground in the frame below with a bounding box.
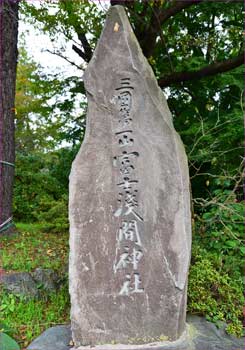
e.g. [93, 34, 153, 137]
[0, 223, 70, 349]
[0, 222, 243, 349]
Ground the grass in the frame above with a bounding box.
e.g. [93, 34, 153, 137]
[0, 223, 70, 349]
[0, 222, 69, 272]
[1, 287, 70, 348]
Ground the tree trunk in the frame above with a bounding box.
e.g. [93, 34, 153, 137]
[0, 0, 19, 235]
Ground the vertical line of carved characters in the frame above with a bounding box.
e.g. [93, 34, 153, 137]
[113, 77, 145, 296]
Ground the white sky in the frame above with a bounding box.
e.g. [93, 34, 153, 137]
[18, 0, 110, 77]
[18, 19, 82, 77]
[17, 5, 88, 148]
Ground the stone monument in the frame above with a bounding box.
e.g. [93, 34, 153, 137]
[69, 5, 192, 350]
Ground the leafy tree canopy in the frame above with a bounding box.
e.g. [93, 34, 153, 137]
[15, 46, 86, 152]
[20, 0, 243, 199]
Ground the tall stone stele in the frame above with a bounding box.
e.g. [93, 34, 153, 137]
[69, 5, 192, 350]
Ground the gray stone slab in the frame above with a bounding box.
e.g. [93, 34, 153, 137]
[0, 272, 39, 298]
[31, 268, 60, 292]
[187, 315, 244, 350]
[27, 325, 72, 350]
[0, 268, 62, 299]
[69, 4, 191, 348]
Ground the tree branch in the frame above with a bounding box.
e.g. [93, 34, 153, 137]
[72, 44, 87, 62]
[158, 0, 203, 24]
[76, 32, 93, 62]
[45, 49, 83, 70]
[158, 53, 244, 87]
[139, 0, 203, 58]
[111, 0, 127, 5]
[72, 28, 93, 63]
[110, 0, 135, 7]
[60, 0, 93, 63]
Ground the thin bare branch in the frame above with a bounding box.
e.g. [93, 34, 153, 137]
[44, 49, 84, 70]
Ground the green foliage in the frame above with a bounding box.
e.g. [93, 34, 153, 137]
[0, 295, 17, 317]
[188, 173, 244, 337]
[21, 0, 106, 51]
[0, 323, 14, 336]
[20, 0, 243, 204]
[16, 48, 54, 152]
[0, 332, 20, 350]
[14, 50, 80, 226]
[36, 195, 69, 234]
[169, 64, 243, 201]
[1, 224, 70, 346]
[14, 153, 62, 222]
[150, 1, 243, 78]
[14, 43, 83, 236]
[195, 190, 243, 261]
[14, 146, 77, 230]
[15, 47, 86, 152]
[0, 287, 70, 346]
[188, 244, 244, 337]
[46, 146, 79, 190]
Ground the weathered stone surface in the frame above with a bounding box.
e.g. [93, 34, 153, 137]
[0, 272, 39, 298]
[0, 268, 61, 298]
[73, 329, 191, 350]
[31, 268, 60, 292]
[69, 5, 191, 348]
[27, 325, 72, 350]
[187, 315, 244, 350]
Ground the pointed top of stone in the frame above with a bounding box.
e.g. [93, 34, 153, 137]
[84, 5, 173, 128]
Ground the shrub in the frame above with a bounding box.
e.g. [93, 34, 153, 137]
[188, 243, 244, 337]
[14, 153, 63, 222]
[35, 195, 69, 234]
[14, 146, 77, 230]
